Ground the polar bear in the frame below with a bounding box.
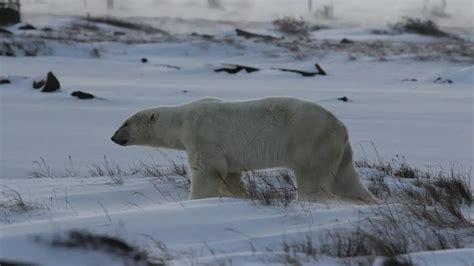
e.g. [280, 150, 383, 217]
[111, 97, 376, 203]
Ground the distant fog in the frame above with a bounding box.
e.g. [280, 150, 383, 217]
[21, 0, 473, 28]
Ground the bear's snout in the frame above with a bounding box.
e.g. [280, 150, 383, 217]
[111, 131, 128, 146]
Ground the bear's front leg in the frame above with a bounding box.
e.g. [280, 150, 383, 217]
[189, 167, 223, 199]
[187, 150, 229, 200]
[219, 172, 247, 198]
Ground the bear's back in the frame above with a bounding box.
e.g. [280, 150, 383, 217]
[186, 96, 331, 125]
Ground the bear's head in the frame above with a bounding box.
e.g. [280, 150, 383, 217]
[111, 109, 159, 147]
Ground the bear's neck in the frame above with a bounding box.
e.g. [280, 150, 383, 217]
[155, 108, 186, 151]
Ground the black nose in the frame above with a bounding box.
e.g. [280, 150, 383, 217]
[111, 136, 116, 142]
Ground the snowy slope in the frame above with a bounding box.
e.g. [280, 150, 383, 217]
[1, 14, 473, 266]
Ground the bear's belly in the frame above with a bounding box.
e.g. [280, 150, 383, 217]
[222, 139, 289, 172]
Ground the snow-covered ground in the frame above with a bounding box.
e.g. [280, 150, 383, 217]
[1, 7, 473, 265]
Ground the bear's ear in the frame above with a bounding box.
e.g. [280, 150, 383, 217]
[149, 113, 159, 123]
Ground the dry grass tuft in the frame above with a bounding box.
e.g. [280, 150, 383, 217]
[356, 155, 419, 179]
[367, 174, 391, 199]
[84, 16, 169, 35]
[431, 169, 472, 205]
[49, 230, 166, 265]
[29, 156, 53, 178]
[0, 186, 42, 213]
[400, 181, 472, 228]
[273, 17, 310, 36]
[244, 170, 297, 207]
[280, 161, 472, 263]
[392, 17, 448, 37]
[88, 156, 127, 185]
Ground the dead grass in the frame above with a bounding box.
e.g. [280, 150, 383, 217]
[392, 17, 448, 37]
[400, 181, 472, 228]
[272, 17, 310, 36]
[367, 174, 391, 199]
[89, 156, 190, 187]
[143, 152, 191, 191]
[49, 230, 165, 265]
[84, 16, 169, 35]
[244, 170, 297, 207]
[356, 154, 419, 179]
[0, 186, 42, 213]
[28, 155, 191, 190]
[432, 168, 472, 205]
[279, 160, 472, 263]
[29, 156, 79, 178]
[281, 202, 468, 263]
[359, 153, 472, 227]
[70, 22, 100, 32]
[29, 156, 53, 178]
[392, 159, 418, 179]
[88, 156, 127, 185]
[134, 160, 167, 178]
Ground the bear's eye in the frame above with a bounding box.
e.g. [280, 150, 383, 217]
[149, 113, 159, 122]
[123, 123, 129, 127]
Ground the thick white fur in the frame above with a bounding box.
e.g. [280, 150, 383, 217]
[113, 97, 376, 203]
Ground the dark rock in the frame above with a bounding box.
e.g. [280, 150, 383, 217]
[182, 90, 188, 93]
[0, 27, 12, 35]
[271, 63, 327, 77]
[18, 23, 37, 30]
[189, 32, 214, 39]
[337, 96, 349, 102]
[113, 31, 125, 36]
[41, 72, 60, 92]
[155, 64, 181, 70]
[434, 77, 453, 84]
[0, 79, 11, 84]
[141, 58, 148, 63]
[71, 91, 95, 99]
[235, 28, 279, 41]
[215, 64, 260, 74]
[314, 63, 327, 75]
[340, 38, 354, 44]
[32, 79, 45, 89]
[215, 66, 244, 74]
[42, 27, 53, 32]
[89, 48, 100, 58]
[402, 78, 418, 82]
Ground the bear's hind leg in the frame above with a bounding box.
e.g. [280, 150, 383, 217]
[333, 144, 377, 204]
[293, 166, 338, 202]
[290, 133, 344, 202]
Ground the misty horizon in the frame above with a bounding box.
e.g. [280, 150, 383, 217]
[19, 0, 473, 29]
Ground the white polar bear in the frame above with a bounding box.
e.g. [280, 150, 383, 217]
[111, 97, 376, 203]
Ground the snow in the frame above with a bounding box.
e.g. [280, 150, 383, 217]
[1, 8, 473, 266]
